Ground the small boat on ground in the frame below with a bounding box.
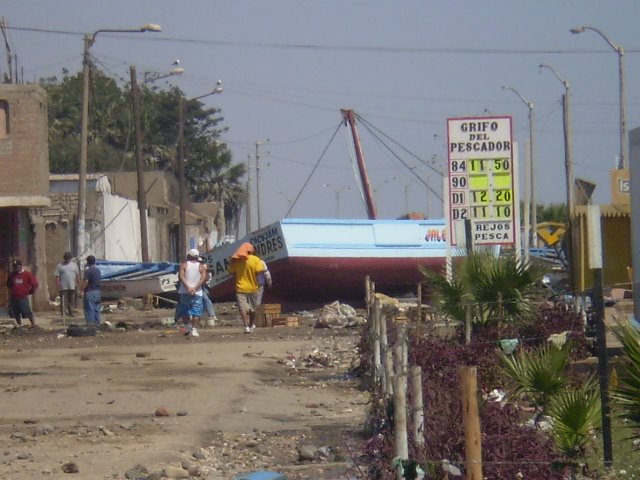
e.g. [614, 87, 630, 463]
[97, 261, 178, 299]
[202, 218, 449, 303]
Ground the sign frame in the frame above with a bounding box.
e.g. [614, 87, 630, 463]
[446, 116, 517, 247]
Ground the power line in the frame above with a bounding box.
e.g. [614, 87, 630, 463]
[8, 25, 640, 54]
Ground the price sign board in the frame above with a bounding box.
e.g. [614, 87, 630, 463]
[447, 116, 517, 247]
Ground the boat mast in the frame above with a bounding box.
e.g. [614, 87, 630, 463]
[341, 109, 377, 219]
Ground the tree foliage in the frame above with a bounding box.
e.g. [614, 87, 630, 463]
[39, 67, 245, 234]
[612, 320, 640, 437]
[423, 251, 545, 331]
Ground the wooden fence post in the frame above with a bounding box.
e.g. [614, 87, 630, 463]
[416, 282, 423, 335]
[365, 275, 372, 319]
[373, 298, 382, 388]
[380, 308, 391, 395]
[459, 366, 483, 480]
[384, 349, 394, 396]
[410, 365, 425, 446]
[393, 335, 409, 480]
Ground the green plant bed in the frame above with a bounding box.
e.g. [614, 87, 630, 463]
[584, 406, 640, 479]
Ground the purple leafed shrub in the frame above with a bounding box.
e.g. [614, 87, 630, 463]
[360, 304, 586, 479]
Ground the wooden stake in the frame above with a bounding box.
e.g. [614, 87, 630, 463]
[373, 298, 382, 388]
[410, 365, 425, 446]
[393, 366, 409, 480]
[459, 366, 483, 479]
[384, 349, 394, 396]
[416, 282, 423, 335]
[380, 310, 391, 395]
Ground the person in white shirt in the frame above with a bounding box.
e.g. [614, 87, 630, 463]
[54, 251, 80, 317]
[176, 249, 207, 337]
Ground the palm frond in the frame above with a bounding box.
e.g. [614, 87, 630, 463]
[500, 343, 569, 409]
[611, 320, 640, 431]
[547, 375, 600, 457]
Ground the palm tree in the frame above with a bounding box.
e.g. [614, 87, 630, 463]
[547, 376, 600, 458]
[423, 251, 544, 332]
[501, 342, 601, 462]
[500, 342, 570, 413]
[611, 320, 640, 435]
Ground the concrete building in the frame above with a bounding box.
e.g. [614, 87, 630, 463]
[43, 171, 220, 300]
[571, 157, 632, 293]
[0, 85, 51, 312]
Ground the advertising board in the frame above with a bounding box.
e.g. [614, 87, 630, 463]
[447, 116, 517, 247]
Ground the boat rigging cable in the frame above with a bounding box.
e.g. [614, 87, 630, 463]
[283, 120, 343, 218]
[354, 113, 444, 202]
[284, 109, 449, 219]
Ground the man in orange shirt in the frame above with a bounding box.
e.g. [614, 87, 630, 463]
[228, 242, 265, 333]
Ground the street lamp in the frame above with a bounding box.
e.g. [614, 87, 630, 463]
[130, 64, 183, 263]
[503, 85, 536, 254]
[178, 83, 224, 258]
[571, 25, 626, 169]
[323, 184, 350, 218]
[76, 24, 161, 261]
[276, 190, 293, 218]
[403, 179, 415, 214]
[539, 64, 575, 289]
[373, 176, 396, 212]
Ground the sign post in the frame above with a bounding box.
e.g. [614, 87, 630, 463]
[447, 117, 517, 250]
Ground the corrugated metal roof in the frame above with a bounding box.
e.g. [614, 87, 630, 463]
[573, 204, 630, 218]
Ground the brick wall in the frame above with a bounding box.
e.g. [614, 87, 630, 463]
[0, 85, 49, 202]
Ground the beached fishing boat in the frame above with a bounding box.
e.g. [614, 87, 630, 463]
[97, 261, 178, 299]
[201, 217, 449, 303]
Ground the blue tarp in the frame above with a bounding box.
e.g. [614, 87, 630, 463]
[96, 260, 178, 280]
[233, 473, 287, 480]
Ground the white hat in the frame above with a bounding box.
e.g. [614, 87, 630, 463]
[188, 248, 200, 258]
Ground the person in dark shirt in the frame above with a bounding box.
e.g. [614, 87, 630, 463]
[80, 255, 101, 329]
[6, 259, 38, 327]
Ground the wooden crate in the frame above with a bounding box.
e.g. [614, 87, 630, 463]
[256, 304, 281, 315]
[254, 312, 275, 328]
[271, 316, 300, 327]
[255, 304, 282, 327]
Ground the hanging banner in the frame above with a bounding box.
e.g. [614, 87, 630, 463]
[447, 116, 517, 247]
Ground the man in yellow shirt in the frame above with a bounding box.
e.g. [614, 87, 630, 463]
[228, 242, 265, 333]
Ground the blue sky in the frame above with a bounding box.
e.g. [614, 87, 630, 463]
[3, 0, 639, 233]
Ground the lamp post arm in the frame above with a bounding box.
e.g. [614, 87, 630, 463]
[502, 86, 532, 109]
[581, 25, 621, 53]
[539, 64, 570, 90]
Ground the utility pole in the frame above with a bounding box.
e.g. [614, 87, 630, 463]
[178, 96, 186, 259]
[77, 34, 91, 260]
[562, 92, 575, 289]
[177, 84, 223, 257]
[540, 64, 575, 290]
[254, 139, 269, 229]
[245, 153, 252, 235]
[130, 65, 150, 263]
[76, 24, 161, 261]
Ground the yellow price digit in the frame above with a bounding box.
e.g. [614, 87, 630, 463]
[469, 159, 487, 173]
[493, 159, 510, 171]
[471, 190, 489, 204]
[494, 189, 513, 203]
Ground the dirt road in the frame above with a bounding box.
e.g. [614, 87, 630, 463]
[0, 306, 369, 479]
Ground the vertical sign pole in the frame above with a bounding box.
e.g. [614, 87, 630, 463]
[444, 179, 453, 282]
[630, 128, 640, 323]
[587, 205, 613, 470]
[523, 141, 531, 265]
[512, 145, 522, 264]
